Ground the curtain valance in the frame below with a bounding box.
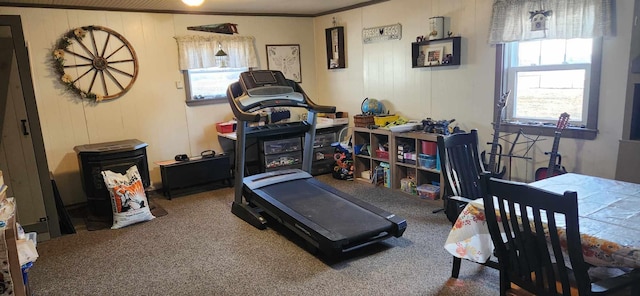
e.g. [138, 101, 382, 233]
[175, 35, 259, 70]
[488, 0, 614, 44]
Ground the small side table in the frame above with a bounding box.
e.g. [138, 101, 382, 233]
[156, 154, 231, 199]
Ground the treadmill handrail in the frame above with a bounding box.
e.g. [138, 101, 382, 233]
[227, 82, 262, 122]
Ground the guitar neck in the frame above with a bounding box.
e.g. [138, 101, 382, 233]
[547, 131, 562, 175]
[488, 91, 510, 173]
[488, 121, 501, 169]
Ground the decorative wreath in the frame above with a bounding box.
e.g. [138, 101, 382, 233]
[51, 26, 139, 102]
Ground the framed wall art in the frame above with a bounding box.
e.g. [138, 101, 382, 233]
[325, 26, 345, 69]
[266, 44, 301, 82]
[425, 45, 443, 66]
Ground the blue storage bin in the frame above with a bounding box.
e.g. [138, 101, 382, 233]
[418, 154, 436, 169]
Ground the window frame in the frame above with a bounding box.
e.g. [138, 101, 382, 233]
[494, 38, 602, 140]
[183, 67, 249, 107]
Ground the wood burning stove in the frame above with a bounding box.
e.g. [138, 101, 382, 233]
[74, 139, 150, 217]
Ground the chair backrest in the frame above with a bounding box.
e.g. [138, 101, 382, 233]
[437, 129, 485, 198]
[437, 130, 486, 222]
[480, 173, 591, 295]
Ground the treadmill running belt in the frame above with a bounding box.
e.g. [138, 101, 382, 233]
[258, 179, 392, 239]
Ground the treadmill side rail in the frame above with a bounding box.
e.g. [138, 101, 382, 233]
[244, 169, 312, 190]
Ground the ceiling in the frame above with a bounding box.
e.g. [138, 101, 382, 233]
[0, 0, 388, 17]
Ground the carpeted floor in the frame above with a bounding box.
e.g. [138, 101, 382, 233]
[29, 175, 501, 296]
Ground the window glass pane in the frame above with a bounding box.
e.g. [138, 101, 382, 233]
[517, 41, 541, 66]
[514, 70, 585, 121]
[187, 67, 247, 100]
[566, 39, 592, 63]
[539, 39, 566, 65]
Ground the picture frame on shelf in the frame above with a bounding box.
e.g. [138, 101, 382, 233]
[411, 36, 461, 68]
[266, 44, 302, 82]
[425, 45, 443, 66]
[325, 26, 346, 69]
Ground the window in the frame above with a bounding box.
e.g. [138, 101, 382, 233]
[496, 38, 602, 139]
[184, 67, 247, 106]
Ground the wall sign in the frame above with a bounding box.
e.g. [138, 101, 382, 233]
[362, 23, 402, 44]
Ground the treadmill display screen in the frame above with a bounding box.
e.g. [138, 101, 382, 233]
[252, 71, 278, 85]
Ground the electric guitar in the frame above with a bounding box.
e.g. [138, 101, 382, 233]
[534, 112, 570, 181]
[481, 90, 510, 179]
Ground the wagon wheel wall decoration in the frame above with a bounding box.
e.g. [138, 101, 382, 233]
[52, 26, 139, 101]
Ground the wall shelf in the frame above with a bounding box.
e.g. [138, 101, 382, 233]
[411, 36, 461, 68]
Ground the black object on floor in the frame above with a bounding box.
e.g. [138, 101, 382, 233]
[50, 172, 75, 235]
[84, 199, 168, 231]
[158, 154, 231, 199]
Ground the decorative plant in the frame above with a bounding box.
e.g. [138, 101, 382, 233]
[51, 28, 104, 102]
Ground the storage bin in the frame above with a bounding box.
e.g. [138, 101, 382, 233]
[263, 137, 301, 155]
[374, 114, 399, 127]
[265, 152, 301, 169]
[417, 184, 440, 200]
[314, 133, 336, 148]
[354, 115, 375, 127]
[314, 146, 335, 161]
[421, 141, 437, 156]
[418, 154, 436, 169]
[311, 159, 335, 175]
[375, 150, 389, 160]
[216, 121, 236, 133]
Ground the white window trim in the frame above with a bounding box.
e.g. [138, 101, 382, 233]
[493, 39, 602, 140]
[184, 67, 249, 107]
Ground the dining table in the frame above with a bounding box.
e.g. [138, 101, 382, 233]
[444, 173, 640, 268]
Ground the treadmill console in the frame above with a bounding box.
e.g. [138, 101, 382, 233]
[235, 70, 305, 111]
[240, 70, 292, 96]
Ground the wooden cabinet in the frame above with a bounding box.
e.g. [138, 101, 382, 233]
[157, 155, 231, 199]
[411, 37, 461, 68]
[352, 127, 443, 199]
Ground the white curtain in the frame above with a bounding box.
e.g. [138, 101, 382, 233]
[175, 35, 259, 70]
[488, 0, 614, 44]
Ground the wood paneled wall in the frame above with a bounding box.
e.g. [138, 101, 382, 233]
[0, 7, 315, 205]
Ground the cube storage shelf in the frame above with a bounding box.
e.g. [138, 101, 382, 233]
[411, 36, 461, 68]
[352, 127, 443, 199]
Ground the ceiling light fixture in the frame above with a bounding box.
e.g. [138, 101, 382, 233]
[182, 0, 205, 7]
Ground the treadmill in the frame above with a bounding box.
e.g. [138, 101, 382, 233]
[226, 70, 407, 257]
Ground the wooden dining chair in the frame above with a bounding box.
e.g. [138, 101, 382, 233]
[480, 172, 640, 295]
[437, 129, 498, 278]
